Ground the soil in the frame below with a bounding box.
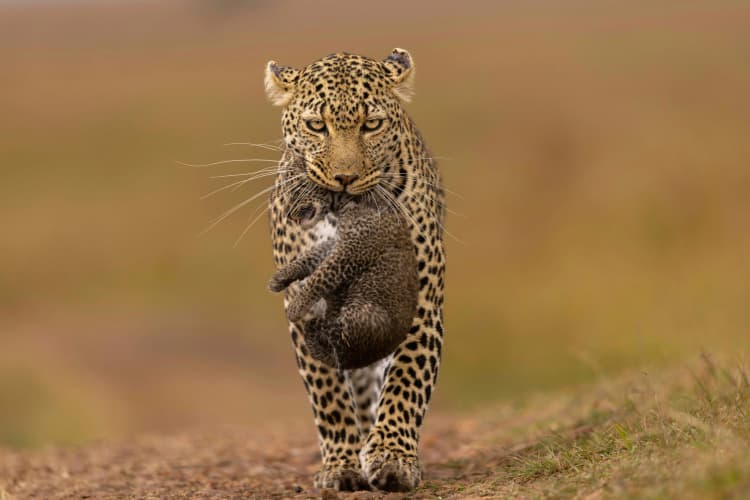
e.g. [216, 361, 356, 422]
[0, 414, 503, 499]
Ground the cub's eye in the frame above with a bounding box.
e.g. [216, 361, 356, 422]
[305, 119, 327, 133]
[293, 205, 317, 223]
[362, 118, 384, 132]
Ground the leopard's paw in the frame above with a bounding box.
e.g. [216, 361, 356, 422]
[313, 464, 369, 491]
[361, 445, 421, 492]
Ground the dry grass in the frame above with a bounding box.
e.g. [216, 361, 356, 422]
[427, 353, 750, 498]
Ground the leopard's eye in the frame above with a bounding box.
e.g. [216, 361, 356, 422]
[305, 119, 327, 133]
[362, 118, 384, 132]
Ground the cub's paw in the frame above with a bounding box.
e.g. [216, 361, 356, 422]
[313, 465, 369, 491]
[286, 299, 309, 323]
[361, 446, 421, 492]
[267, 272, 290, 293]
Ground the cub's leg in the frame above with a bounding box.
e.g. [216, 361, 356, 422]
[302, 316, 336, 367]
[268, 240, 333, 292]
[332, 300, 392, 370]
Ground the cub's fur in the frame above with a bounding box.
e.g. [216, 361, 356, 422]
[268, 188, 418, 370]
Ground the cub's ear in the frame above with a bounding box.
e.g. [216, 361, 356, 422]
[264, 61, 299, 106]
[382, 48, 415, 102]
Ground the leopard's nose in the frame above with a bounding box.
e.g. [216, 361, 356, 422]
[334, 173, 359, 187]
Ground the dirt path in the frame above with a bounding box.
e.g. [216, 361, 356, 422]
[2, 357, 749, 498]
[0, 415, 502, 499]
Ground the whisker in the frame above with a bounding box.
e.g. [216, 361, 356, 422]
[209, 168, 291, 179]
[375, 185, 420, 236]
[385, 183, 465, 217]
[200, 175, 303, 236]
[201, 178, 254, 200]
[234, 173, 306, 247]
[201, 169, 288, 199]
[380, 172, 464, 200]
[234, 205, 271, 247]
[222, 142, 283, 151]
[229, 172, 283, 193]
[177, 158, 285, 168]
[287, 180, 316, 217]
[377, 180, 466, 245]
[202, 167, 294, 199]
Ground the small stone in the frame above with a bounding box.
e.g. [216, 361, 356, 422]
[321, 488, 339, 499]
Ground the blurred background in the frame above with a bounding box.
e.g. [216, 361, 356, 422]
[1, 0, 749, 448]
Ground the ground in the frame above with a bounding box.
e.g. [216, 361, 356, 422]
[1, 355, 748, 499]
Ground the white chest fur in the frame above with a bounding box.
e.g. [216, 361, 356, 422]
[309, 213, 340, 243]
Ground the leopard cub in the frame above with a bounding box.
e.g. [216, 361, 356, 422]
[268, 187, 418, 370]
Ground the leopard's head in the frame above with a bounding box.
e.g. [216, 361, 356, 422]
[264, 49, 416, 196]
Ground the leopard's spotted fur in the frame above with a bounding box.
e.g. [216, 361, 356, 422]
[265, 49, 445, 492]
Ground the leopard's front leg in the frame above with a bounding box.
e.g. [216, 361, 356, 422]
[360, 306, 444, 491]
[289, 321, 369, 491]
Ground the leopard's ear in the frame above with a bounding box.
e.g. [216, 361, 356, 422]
[264, 61, 299, 106]
[382, 48, 415, 103]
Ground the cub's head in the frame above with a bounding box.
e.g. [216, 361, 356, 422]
[264, 49, 416, 195]
[285, 184, 330, 229]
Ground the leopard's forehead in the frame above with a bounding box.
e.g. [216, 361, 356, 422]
[294, 53, 391, 126]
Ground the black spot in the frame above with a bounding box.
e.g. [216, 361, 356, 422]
[415, 355, 426, 369]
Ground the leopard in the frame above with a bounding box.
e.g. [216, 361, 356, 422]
[267, 184, 418, 370]
[264, 48, 445, 492]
